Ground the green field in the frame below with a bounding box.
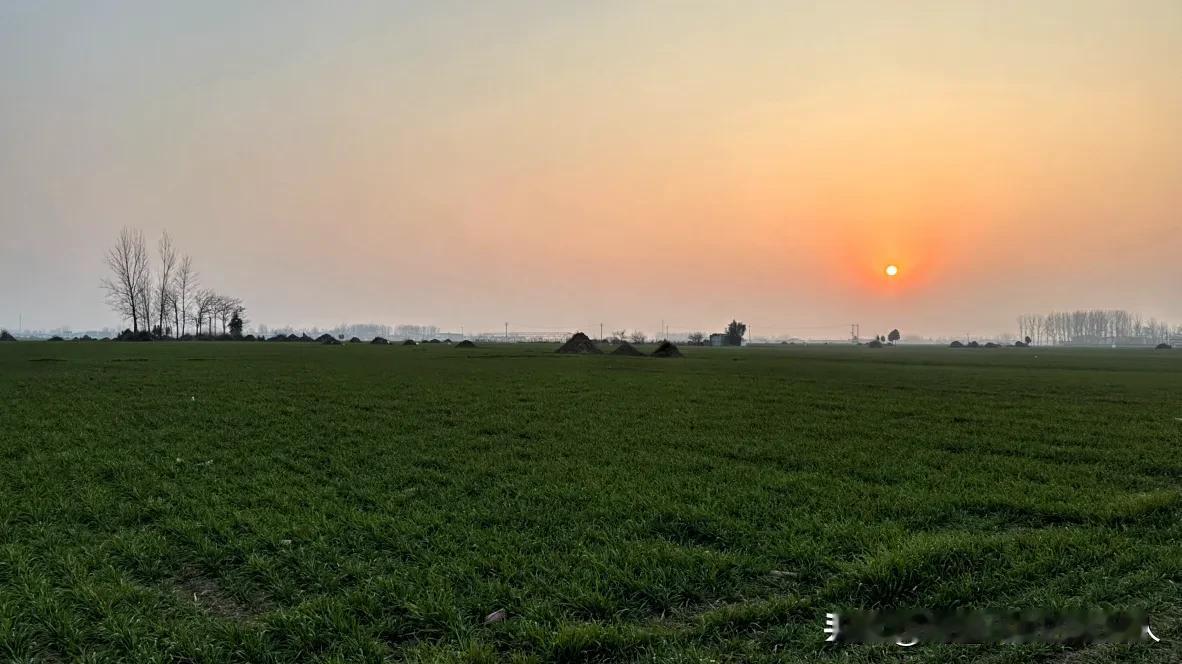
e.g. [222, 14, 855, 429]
[1, 342, 1179, 663]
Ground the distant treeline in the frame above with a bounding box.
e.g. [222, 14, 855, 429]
[254, 324, 442, 341]
[1017, 310, 1177, 346]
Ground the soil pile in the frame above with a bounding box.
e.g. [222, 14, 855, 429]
[651, 340, 683, 358]
[611, 341, 645, 356]
[456, 340, 477, 348]
[556, 332, 601, 354]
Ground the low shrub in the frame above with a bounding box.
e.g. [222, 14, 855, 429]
[116, 329, 153, 342]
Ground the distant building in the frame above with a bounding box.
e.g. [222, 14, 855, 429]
[710, 333, 745, 347]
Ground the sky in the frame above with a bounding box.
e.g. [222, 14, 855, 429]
[2, 0, 1180, 339]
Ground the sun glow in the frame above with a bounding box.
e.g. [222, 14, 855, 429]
[885, 264, 899, 277]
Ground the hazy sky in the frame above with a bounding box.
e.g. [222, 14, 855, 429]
[2, 1, 1180, 338]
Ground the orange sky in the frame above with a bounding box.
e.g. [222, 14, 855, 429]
[2, 1, 1180, 337]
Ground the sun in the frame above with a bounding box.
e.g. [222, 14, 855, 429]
[885, 264, 899, 277]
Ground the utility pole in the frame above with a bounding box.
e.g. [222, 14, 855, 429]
[504, 322, 508, 342]
[600, 322, 603, 340]
[460, 325, 464, 340]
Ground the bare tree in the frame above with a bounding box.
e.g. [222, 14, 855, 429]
[101, 228, 151, 332]
[155, 232, 178, 337]
[218, 295, 240, 334]
[687, 332, 705, 346]
[192, 289, 216, 337]
[140, 284, 155, 335]
[173, 255, 197, 337]
[629, 330, 648, 344]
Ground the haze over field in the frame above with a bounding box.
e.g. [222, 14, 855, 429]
[2, 1, 1180, 336]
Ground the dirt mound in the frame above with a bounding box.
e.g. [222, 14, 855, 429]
[611, 341, 645, 356]
[370, 337, 389, 345]
[985, 342, 1000, 348]
[428, 338, 441, 344]
[443, 339, 453, 344]
[950, 341, 964, 348]
[321, 336, 341, 345]
[1157, 343, 1173, 350]
[349, 337, 362, 344]
[556, 332, 601, 354]
[651, 340, 683, 358]
[456, 340, 477, 348]
[866, 339, 884, 348]
[1, 330, 17, 341]
[402, 339, 417, 346]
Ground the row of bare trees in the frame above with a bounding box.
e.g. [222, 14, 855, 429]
[1017, 310, 1174, 346]
[101, 228, 245, 337]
